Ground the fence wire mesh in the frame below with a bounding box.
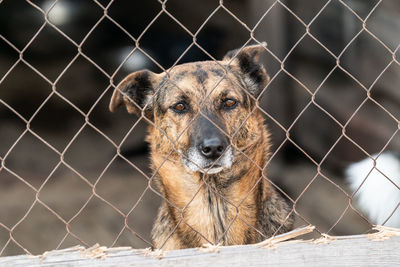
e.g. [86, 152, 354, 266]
[0, 0, 399, 256]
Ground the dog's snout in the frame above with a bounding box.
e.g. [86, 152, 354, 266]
[199, 138, 226, 159]
[191, 113, 228, 162]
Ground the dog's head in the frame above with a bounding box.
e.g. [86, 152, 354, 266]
[110, 44, 270, 175]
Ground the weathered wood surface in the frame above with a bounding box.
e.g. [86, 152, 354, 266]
[0, 226, 399, 267]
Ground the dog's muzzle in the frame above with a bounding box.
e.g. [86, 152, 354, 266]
[182, 145, 233, 174]
[183, 113, 232, 174]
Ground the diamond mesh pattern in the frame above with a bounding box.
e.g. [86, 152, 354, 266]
[0, 0, 399, 256]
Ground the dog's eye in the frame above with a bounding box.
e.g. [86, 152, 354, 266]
[222, 99, 237, 109]
[171, 102, 188, 113]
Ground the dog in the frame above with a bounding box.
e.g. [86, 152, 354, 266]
[109, 44, 294, 250]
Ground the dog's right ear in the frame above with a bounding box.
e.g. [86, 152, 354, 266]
[109, 70, 162, 116]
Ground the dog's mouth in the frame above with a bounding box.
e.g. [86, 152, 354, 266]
[181, 147, 233, 175]
[201, 165, 223, 174]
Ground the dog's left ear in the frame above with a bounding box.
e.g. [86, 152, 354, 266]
[223, 43, 269, 97]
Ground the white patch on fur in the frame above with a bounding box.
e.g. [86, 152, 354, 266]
[143, 94, 153, 108]
[345, 152, 400, 227]
[182, 147, 233, 175]
[244, 77, 257, 93]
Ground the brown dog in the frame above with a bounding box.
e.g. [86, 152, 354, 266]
[109, 44, 294, 250]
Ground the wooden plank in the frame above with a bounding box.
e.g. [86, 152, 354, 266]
[0, 226, 399, 267]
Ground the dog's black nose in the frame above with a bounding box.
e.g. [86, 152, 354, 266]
[199, 138, 226, 159]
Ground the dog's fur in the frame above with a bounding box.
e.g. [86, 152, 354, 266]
[109, 44, 294, 250]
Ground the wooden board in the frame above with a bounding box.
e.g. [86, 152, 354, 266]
[0, 226, 399, 266]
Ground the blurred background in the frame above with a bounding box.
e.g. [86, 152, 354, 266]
[0, 0, 399, 256]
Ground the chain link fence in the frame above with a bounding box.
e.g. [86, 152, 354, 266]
[0, 0, 399, 257]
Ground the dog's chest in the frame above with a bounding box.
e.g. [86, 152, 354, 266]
[184, 186, 251, 245]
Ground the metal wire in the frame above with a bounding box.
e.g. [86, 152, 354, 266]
[0, 0, 399, 256]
